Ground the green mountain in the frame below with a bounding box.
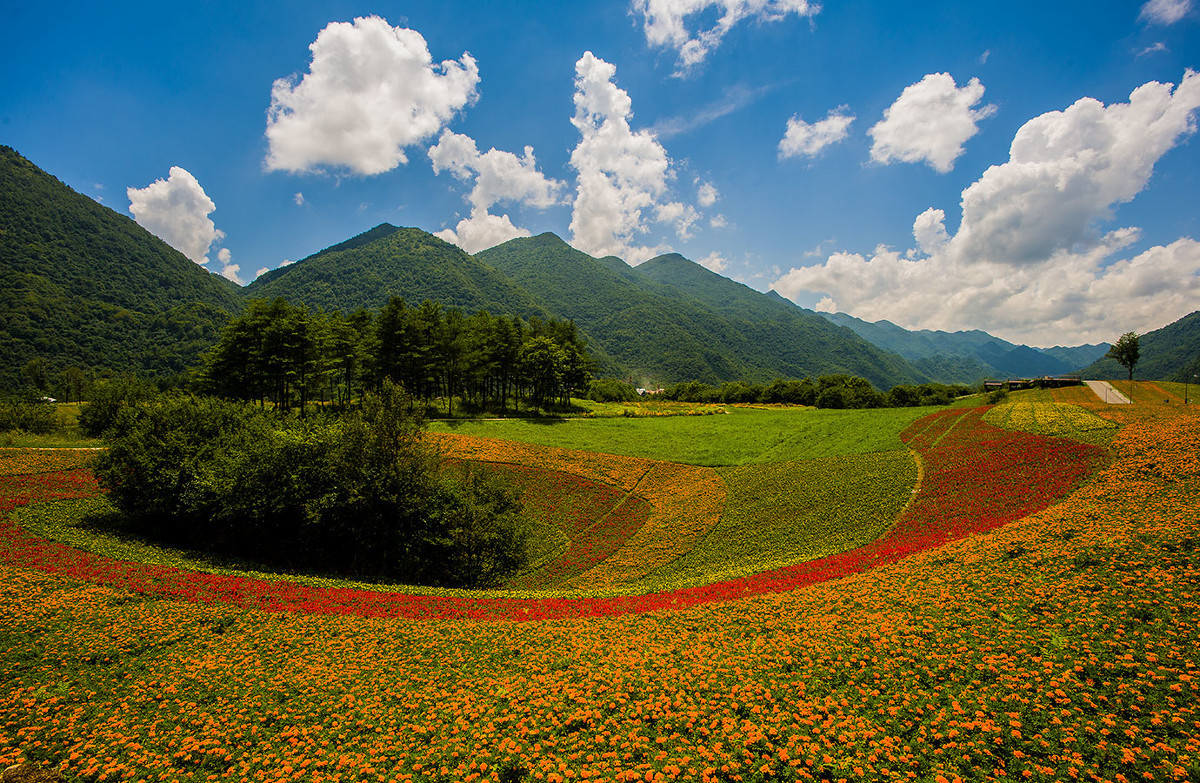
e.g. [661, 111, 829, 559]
[818, 311, 1107, 383]
[244, 224, 549, 318]
[0, 145, 243, 391]
[1080, 311, 1200, 381]
[633, 253, 925, 388]
[476, 235, 924, 388]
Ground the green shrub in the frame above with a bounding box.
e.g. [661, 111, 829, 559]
[92, 381, 529, 587]
[0, 397, 60, 434]
[584, 378, 639, 402]
[78, 376, 159, 437]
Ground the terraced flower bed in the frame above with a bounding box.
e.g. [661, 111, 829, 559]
[984, 401, 1118, 445]
[0, 406, 1103, 621]
[1, 407, 1195, 783]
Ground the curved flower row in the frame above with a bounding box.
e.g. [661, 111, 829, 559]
[486, 463, 653, 590]
[0, 447, 98, 477]
[566, 461, 727, 589]
[431, 431, 652, 492]
[984, 401, 1117, 443]
[0, 406, 1104, 623]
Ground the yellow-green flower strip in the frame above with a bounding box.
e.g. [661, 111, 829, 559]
[984, 401, 1118, 445]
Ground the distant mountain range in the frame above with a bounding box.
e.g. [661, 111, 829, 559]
[3, 145, 1197, 392]
[818, 312, 1111, 384]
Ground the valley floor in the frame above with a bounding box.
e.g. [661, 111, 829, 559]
[0, 397, 1197, 782]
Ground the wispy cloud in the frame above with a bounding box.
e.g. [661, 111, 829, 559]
[651, 83, 775, 139]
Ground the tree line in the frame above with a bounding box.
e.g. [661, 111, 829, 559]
[198, 297, 593, 415]
[588, 375, 972, 409]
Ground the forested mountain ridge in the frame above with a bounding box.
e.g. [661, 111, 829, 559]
[244, 224, 551, 319]
[476, 233, 756, 383]
[0, 145, 243, 390]
[633, 253, 926, 389]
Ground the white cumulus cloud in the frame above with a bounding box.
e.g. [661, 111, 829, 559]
[779, 107, 855, 159]
[868, 73, 996, 173]
[697, 181, 719, 207]
[216, 248, 243, 285]
[772, 71, 1200, 345]
[1140, 0, 1193, 25]
[697, 251, 728, 273]
[127, 167, 223, 266]
[632, 0, 820, 74]
[568, 52, 698, 264]
[264, 15, 479, 175]
[428, 130, 565, 253]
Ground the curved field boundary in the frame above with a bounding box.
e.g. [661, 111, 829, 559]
[431, 432, 653, 492]
[480, 463, 654, 590]
[566, 461, 726, 589]
[0, 408, 1105, 621]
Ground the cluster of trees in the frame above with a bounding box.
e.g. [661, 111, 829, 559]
[199, 298, 593, 415]
[653, 375, 970, 409]
[92, 382, 530, 588]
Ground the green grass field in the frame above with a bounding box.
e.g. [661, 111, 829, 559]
[430, 404, 937, 466]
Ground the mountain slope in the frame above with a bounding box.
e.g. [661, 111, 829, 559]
[1080, 311, 1200, 381]
[477, 235, 923, 388]
[244, 224, 549, 318]
[634, 253, 925, 389]
[0, 145, 243, 390]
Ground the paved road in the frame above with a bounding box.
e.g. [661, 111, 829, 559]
[1084, 380, 1131, 404]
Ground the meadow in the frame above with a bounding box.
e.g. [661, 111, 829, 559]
[1, 391, 1198, 782]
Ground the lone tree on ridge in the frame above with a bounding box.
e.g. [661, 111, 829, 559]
[1106, 332, 1140, 398]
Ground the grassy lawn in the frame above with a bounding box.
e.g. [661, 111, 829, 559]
[429, 404, 938, 466]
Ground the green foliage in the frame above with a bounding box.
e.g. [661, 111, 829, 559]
[0, 397, 60, 434]
[200, 297, 592, 416]
[661, 374, 948, 410]
[1106, 331, 1141, 382]
[0, 146, 240, 391]
[584, 378, 640, 402]
[986, 387, 1010, 405]
[77, 376, 160, 437]
[91, 384, 530, 587]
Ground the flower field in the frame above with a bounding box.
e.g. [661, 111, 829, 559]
[983, 402, 1118, 446]
[3, 400, 1198, 782]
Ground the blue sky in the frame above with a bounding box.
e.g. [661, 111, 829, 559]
[3, 1, 1198, 346]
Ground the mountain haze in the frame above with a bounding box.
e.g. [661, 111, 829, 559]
[818, 311, 1109, 383]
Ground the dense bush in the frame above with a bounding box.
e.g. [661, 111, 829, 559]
[78, 376, 160, 437]
[584, 378, 640, 402]
[0, 396, 60, 434]
[92, 382, 529, 588]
